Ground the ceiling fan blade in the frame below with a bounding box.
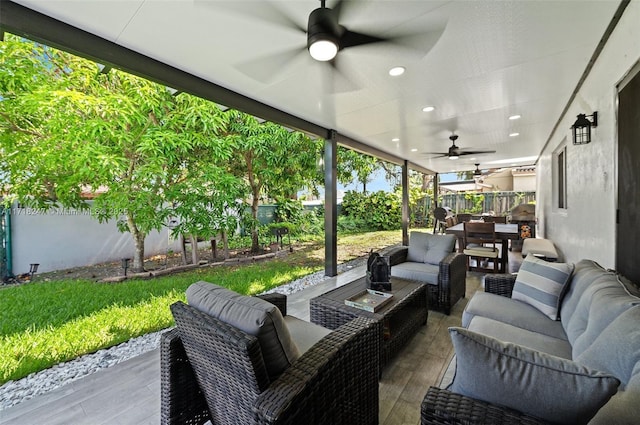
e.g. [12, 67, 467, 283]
[236, 46, 307, 84]
[197, 1, 306, 34]
[458, 150, 497, 156]
[383, 27, 446, 57]
[326, 57, 361, 93]
[341, 29, 388, 49]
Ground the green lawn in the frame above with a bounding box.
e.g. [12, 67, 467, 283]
[0, 230, 403, 384]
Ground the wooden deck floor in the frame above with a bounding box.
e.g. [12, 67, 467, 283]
[0, 252, 521, 425]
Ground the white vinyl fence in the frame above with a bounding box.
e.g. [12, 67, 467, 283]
[8, 204, 181, 275]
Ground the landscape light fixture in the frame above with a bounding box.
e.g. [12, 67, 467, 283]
[572, 112, 598, 145]
[29, 263, 39, 280]
[121, 258, 130, 277]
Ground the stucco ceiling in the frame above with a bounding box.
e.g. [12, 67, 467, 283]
[10, 0, 622, 173]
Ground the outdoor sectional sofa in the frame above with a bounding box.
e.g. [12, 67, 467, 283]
[421, 256, 640, 424]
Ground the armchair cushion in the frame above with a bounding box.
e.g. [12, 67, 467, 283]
[511, 254, 574, 320]
[186, 281, 300, 381]
[406, 231, 456, 265]
[449, 327, 619, 424]
[391, 261, 439, 285]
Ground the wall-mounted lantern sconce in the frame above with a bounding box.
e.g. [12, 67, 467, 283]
[29, 263, 39, 280]
[121, 258, 130, 277]
[572, 112, 598, 145]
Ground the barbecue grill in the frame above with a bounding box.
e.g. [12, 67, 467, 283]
[509, 203, 536, 251]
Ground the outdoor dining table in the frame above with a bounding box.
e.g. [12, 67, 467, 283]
[445, 222, 519, 272]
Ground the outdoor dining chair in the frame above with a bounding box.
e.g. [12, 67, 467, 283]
[462, 221, 500, 273]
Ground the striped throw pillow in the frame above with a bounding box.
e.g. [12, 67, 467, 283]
[512, 254, 574, 320]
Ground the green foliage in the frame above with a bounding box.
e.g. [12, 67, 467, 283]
[337, 148, 380, 193]
[274, 199, 305, 224]
[340, 190, 401, 231]
[223, 110, 322, 251]
[463, 192, 485, 213]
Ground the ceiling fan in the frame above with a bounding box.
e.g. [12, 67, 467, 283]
[228, 0, 445, 87]
[424, 135, 496, 160]
[473, 163, 482, 176]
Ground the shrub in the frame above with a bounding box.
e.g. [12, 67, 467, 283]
[340, 190, 401, 231]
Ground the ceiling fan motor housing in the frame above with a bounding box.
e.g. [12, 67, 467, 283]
[307, 7, 342, 52]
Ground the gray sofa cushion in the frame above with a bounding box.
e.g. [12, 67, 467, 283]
[560, 260, 611, 326]
[563, 274, 640, 352]
[449, 327, 620, 424]
[575, 306, 640, 387]
[511, 254, 574, 320]
[406, 232, 430, 263]
[576, 306, 640, 425]
[406, 231, 456, 265]
[462, 291, 568, 340]
[186, 281, 301, 381]
[283, 315, 332, 354]
[391, 261, 439, 285]
[467, 316, 572, 359]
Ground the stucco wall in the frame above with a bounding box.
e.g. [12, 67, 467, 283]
[537, 1, 640, 267]
[9, 205, 181, 274]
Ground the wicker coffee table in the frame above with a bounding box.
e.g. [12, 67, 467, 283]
[310, 276, 428, 370]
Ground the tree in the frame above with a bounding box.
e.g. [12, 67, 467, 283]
[337, 148, 380, 193]
[0, 36, 104, 209]
[0, 36, 238, 272]
[223, 110, 320, 252]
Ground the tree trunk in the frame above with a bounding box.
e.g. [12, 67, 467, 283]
[251, 194, 260, 253]
[180, 234, 188, 265]
[222, 231, 230, 259]
[126, 213, 146, 272]
[190, 234, 199, 264]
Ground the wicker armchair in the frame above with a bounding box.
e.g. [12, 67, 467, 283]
[420, 274, 548, 425]
[388, 246, 466, 315]
[161, 293, 379, 425]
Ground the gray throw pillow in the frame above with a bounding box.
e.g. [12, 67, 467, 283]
[186, 281, 300, 381]
[449, 327, 619, 424]
[511, 254, 574, 320]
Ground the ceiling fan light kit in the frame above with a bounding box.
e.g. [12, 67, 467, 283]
[307, 6, 341, 61]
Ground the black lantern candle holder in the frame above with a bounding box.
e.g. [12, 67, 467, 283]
[572, 112, 598, 145]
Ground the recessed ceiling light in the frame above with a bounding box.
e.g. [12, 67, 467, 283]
[410, 148, 418, 152]
[392, 138, 400, 142]
[422, 106, 435, 112]
[389, 66, 405, 76]
[509, 114, 521, 120]
[509, 132, 520, 137]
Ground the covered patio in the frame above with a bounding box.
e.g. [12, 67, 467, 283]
[3, 1, 637, 278]
[2, 0, 640, 423]
[0, 262, 498, 425]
